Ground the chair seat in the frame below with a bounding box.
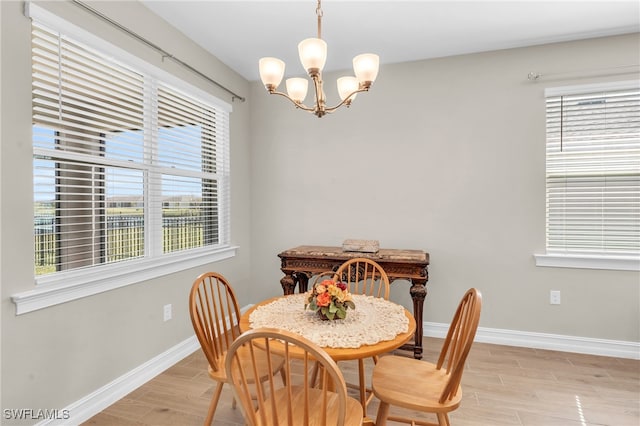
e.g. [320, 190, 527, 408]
[208, 345, 284, 383]
[255, 386, 363, 426]
[372, 355, 462, 413]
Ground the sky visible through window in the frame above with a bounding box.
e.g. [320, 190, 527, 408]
[33, 125, 205, 203]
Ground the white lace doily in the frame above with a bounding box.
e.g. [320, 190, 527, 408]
[249, 294, 409, 348]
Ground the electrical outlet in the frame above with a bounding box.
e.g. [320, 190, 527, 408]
[550, 290, 561, 305]
[163, 304, 172, 321]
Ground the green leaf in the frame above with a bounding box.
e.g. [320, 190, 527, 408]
[308, 299, 318, 311]
[336, 309, 346, 319]
[344, 300, 355, 310]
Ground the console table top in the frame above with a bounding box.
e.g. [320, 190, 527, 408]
[279, 245, 429, 264]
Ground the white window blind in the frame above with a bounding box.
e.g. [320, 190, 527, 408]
[32, 20, 230, 276]
[545, 82, 640, 257]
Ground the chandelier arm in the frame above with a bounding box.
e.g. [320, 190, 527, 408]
[323, 88, 370, 113]
[268, 90, 316, 112]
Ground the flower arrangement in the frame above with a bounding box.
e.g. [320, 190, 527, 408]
[305, 279, 356, 320]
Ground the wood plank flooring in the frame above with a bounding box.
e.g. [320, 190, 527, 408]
[83, 337, 639, 425]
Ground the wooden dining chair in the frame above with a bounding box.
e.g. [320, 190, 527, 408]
[371, 288, 483, 426]
[225, 327, 363, 426]
[335, 257, 391, 415]
[189, 272, 286, 425]
[335, 257, 390, 299]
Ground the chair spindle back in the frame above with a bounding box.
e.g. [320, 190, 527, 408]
[226, 328, 354, 426]
[436, 287, 482, 403]
[335, 257, 390, 299]
[189, 272, 242, 373]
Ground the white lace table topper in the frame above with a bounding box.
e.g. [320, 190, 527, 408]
[249, 294, 409, 348]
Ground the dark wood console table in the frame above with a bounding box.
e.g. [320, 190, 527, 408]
[278, 245, 429, 359]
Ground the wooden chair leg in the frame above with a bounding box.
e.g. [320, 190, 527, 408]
[376, 401, 390, 426]
[205, 382, 224, 425]
[437, 412, 450, 426]
[358, 359, 367, 415]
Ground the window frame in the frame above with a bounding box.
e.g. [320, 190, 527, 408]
[13, 3, 237, 315]
[535, 79, 640, 271]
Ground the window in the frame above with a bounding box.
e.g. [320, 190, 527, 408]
[24, 3, 234, 308]
[536, 81, 640, 271]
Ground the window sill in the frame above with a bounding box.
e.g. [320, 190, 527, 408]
[11, 245, 238, 315]
[534, 253, 640, 271]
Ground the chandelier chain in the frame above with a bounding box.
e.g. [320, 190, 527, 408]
[316, 0, 323, 39]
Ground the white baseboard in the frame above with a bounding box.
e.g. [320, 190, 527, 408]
[36, 336, 200, 426]
[424, 322, 640, 360]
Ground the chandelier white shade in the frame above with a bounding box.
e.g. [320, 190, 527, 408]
[286, 77, 309, 102]
[298, 38, 327, 74]
[258, 57, 285, 88]
[337, 76, 359, 102]
[258, 0, 379, 118]
[353, 53, 380, 84]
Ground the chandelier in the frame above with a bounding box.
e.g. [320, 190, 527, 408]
[258, 0, 379, 118]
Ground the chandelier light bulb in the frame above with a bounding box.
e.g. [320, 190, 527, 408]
[298, 38, 327, 75]
[286, 78, 309, 103]
[259, 57, 285, 89]
[353, 53, 379, 86]
[337, 76, 359, 102]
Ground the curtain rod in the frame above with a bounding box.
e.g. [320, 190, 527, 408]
[71, 0, 246, 102]
[527, 64, 639, 82]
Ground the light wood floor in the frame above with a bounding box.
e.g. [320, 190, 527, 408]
[83, 337, 639, 426]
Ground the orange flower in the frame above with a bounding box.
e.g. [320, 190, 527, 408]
[316, 292, 332, 307]
[316, 281, 330, 293]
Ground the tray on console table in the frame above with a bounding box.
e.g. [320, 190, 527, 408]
[278, 245, 429, 359]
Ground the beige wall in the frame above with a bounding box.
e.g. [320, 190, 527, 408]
[1, 0, 252, 418]
[248, 34, 640, 341]
[1, 0, 638, 420]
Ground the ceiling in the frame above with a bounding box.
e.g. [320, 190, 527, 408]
[141, 1, 640, 82]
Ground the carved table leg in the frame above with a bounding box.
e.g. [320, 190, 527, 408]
[280, 271, 296, 295]
[400, 279, 427, 359]
[295, 272, 311, 293]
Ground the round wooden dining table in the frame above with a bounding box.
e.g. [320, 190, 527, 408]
[239, 294, 416, 362]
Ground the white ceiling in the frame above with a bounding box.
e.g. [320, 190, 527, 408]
[141, 1, 640, 82]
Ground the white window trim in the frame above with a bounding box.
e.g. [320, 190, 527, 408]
[13, 3, 238, 315]
[536, 79, 640, 271]
[545, 80, 640, 97]
[534, 253, 640, 271]
[13, 245, 238, 315]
